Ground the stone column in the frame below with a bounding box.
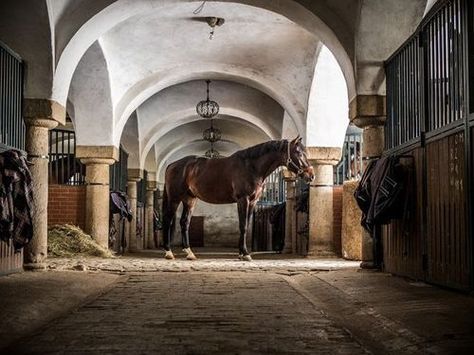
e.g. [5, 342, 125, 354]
[350, 95, 386, 267]
[23, 99, 65, 269]
[146, 179, 157, 249]
[127, 169, 142, 252]
[77, 146, 118, 249]
[156, 184, 164, 249]
[283, 171, 296, 254]
[307, 147, 341, 257]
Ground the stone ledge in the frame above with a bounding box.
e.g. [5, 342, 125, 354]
[23, 99, 66, 126]
[76, 146, 119, 161]
[349, 95, 386, 128]
[128, 168, 143, 181]
[147, 180, 158, 191]
[307, 147, 342, 165]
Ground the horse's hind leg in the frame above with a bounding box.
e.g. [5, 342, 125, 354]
[180, 196, 197, 260]
[237, 197, 252, 261]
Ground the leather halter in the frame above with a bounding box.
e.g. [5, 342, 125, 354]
[286, 140, 305, 175]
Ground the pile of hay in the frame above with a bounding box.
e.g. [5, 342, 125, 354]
[48, 224, 113, 258]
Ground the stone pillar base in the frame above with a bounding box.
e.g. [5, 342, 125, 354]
[23, 262, 47, 271]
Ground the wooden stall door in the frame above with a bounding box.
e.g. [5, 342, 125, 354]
[425, 133, 471, 290]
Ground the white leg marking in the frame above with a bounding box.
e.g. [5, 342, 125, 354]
[183, 247, 197, 260]
[165, 250, 175, 260]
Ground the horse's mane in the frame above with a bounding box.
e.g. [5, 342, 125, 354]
[232, 140, 287, 160]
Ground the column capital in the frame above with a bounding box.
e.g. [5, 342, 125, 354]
[76, 145, 119, 162]
[349, 95, 386, 128]
[307, 147, 341, 166]
[80, 158, 116, 166]
[147, 180, 158, 191]
[128, 168, 143, 181]
[23, 99, 66, 126]
[24, 118, 58, 130]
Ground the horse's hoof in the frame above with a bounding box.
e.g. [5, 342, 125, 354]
[183, 248, 197, 261]
[239, 254, 252, 262]
[164, 250, 175, 260]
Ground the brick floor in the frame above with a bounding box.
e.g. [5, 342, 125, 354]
[8, 272, 367, 355]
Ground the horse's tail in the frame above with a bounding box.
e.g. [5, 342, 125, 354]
[161, 183, 175, 225]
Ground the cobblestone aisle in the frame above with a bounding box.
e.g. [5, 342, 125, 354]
[10, 272, 367, 354]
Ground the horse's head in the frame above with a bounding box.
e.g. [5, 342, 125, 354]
[286, 136, 314, 182]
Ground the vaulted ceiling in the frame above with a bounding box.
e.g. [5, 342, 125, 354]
[0, 0, 430, 182]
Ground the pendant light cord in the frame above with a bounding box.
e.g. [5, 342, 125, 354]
[193, 1, 207, 15]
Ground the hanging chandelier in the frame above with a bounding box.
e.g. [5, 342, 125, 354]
[204, 142, 221, 159]
[203, 121, 221, 143]
[203, 121, 221, 158]
[196, 80, 219, 119]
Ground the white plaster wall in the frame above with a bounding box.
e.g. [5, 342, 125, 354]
[120, 112, 140, 169]
[306, 46, 348, 148]
[0, 0, 54, 99]
[195, 201, 239, 248]
[173, 200, 239, 248]
[281, 112, 299, 141]
[355, 0, 426, 95]
[68, 41, 114, 146]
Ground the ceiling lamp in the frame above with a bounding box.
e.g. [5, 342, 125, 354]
[206, 17, 225, 40]
[203, 121, 221, 143]
[204, 142, 221, 159]
[196, 80, 219, 119]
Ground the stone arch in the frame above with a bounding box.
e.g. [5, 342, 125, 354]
[51, 0, 356, 107]
[113, 64, 303, 147]
[140, 113, 273, 170]
[68, 41, 114, 146]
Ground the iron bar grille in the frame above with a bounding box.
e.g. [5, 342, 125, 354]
[137, 170, 147, 205]
[385, 0, 468, 149]
[0, 42, 25, 151]
[335, 132, 363, 185]
[109, 147, 128, 192]
[257, 167, 286, 206]
[48, 129, 86, 185]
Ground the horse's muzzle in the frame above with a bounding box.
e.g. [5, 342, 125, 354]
[301, 166, 314, 182]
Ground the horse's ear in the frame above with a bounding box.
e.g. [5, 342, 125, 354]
[291, 135, 301, 145]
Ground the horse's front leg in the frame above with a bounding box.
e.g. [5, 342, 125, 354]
[237, 197, 252, 261]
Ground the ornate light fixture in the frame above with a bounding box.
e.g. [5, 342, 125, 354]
[203, 121, 221, 158]
[203, 121, 221, 143]
[205, 142, 221, 159]
[196, 80, 219, 119]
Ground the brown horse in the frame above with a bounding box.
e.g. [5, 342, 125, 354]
[162, 136, 314, 261]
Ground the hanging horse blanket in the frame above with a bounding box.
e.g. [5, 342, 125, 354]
[0, 149, 34, 251]
[354, 156, 407, 233]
